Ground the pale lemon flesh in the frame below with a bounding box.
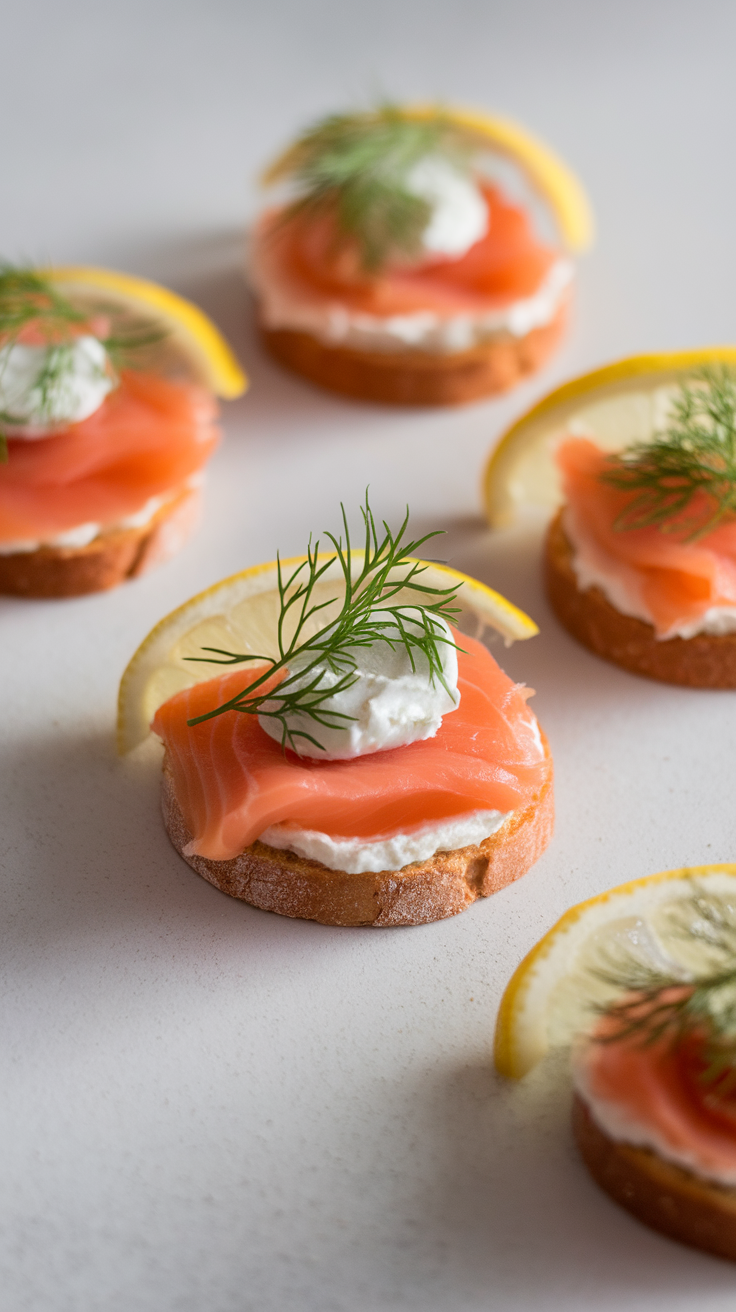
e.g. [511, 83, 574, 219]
[483, 347, 736, 530]
[494, 863, 736, 1080]
[263, 104, 593, 255]
[47, 266, 247, 399]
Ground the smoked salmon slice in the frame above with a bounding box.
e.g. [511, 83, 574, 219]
[152, 631, 547, 863]
[0, 370, 219, 543]
[577, 1026, 736, 1181]
[557, 436, 736, 637]
[255, 183, 559, 321]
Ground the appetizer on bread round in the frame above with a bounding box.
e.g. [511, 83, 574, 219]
[495, 864, 736, 1262]
[484, 350, 736, 686]
[0, 265, 246, 597]
[250, 104, 593, 406]
[119, 498, 553, 926]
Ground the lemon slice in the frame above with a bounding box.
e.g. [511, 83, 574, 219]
[402, 104, 593, 253]
[494, 863, 736, 1079]
[117, 554, 538, 754]
[483, 347, 736, 530]
[47, 266, 247, 399]
[262, 103, 593, 255]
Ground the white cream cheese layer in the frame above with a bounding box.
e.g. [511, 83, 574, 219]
[563, 505, 736, 641]
[260, 807, 510, 874]
[259, 613, 459, 760]
[572, 1043, 736, 1188]
[0, 336, 115, 437]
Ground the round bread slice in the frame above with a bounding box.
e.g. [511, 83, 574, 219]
[160, 739, 553, 927]
[260, 301, 568, 407]
[573, 1092, 736, 1262]
[545, 510, 736, 688]
[0, 485, 201, 599]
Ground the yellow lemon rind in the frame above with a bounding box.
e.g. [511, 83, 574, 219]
[262, 104, 593, 254]
[484, 346, 736, 529]
[494, 862, 736, 1080]
[48, 265, 248, 399]
[402, 104, 593, 252]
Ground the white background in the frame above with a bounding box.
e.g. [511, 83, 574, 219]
[3, 1, 736, 1308]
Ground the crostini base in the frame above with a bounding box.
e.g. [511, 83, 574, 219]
[573, 1093, 736, 1262]
[0, 486, 201, 599]
[260, 302, 568, 407]
[545, 510, 736, 688]
[160, 741, 553, 927]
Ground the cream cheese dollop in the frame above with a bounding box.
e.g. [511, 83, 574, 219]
[258, 612, 460, 760]
[0, 335, 115, 438]
[405, 155, 488, 258]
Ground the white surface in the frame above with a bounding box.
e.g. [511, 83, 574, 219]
[3, 2, 736, 1309]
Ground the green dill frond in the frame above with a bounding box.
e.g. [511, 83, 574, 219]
[267, 106, 476, 271]
[184, 493, 462, 754]
[601, 366, 736, 540]
[590, 889, 736, 1089]
[0, 265, 86, 345]
[102, 322, 169, 371]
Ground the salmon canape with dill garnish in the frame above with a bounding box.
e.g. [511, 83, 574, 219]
[547, 366, 736, 686]
[494, 866, 736, 1263]
[118, 497, 554, 927]
[482, 350, 736, 687]
[249, 103, 593, 406]
[0, 264, 246, 598]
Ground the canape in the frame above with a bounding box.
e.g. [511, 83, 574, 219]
[483, 350, 736, 686]
[118, 499, 553, 926]
[250, 104, 593, 406]
[0, 265, 246, 597]
[495, 865, 736, 1261]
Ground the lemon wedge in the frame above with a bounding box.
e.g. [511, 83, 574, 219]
[117, 555, 538, 754]
[47, 266, 247, 399]
[401, 104, 593, 253]
[494, 863, 736, 1079]
[263, 103, 593, 255]
[483, 347, 736, 530]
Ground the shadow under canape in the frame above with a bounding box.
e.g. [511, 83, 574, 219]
[0, 722, 369, 980]
[375, 1052, 736, 1308]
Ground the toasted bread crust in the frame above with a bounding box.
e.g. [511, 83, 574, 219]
[0, 486, 201, 599]
[545, 510, 736, 688]
[260, 300, 568, 406]
[573, 1093, 736, 1261]
[160, 739, 553, 927]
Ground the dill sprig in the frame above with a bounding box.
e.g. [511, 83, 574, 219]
[600, 366, 736, 541]
[185, 495, 461, 754]
[265, 106, 475, 271]
[590, 888, 736, 1091]
[0, 265, 87, 342]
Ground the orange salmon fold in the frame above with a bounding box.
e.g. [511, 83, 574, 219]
[153, 633, 547, 862]
[557, 437, 736, 637]
[0, 371, 219, 543]
[578, 1027, 736, 1182]
[256, 183, 559, 320]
